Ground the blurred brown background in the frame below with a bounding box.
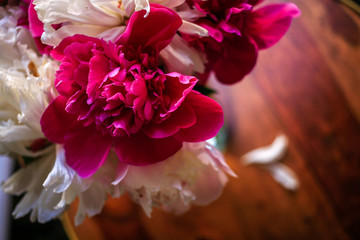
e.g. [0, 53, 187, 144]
[136, 0, 360, 239]
[12, 0, 360, 239]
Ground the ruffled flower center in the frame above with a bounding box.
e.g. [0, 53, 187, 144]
[58, 39, 196, 138]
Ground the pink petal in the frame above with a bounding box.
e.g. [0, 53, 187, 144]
[143, 103, 196, 138]
[55, 61, 82, 97]
[87, 52, 110, 104]
[219, 20, 241, 36]
[198, 20, 224, 42]
[51, 35, 102, 61]
[64, 126, 112, 178]
[174, 91, 223, 142]
[131, 76, 147, 96]
[248, 0, 264, 6]
[40, 96, 77, 143]
[225, 5, 252, 22]
[163, 72, 198, 113]
[65, 89, 88, 115]
[244, 3, 301, 49]
[117, 4, 182, 53]
[114, 133, 182, 166]
[65, 41, 95, 63]
[28, 0, 43, 37]
[213, 37, 257, 84]
[29, 0, 52, 54]
[74, 62, 90, 88]
[112, 109, 143, 135]
[143, 99, 154, 121]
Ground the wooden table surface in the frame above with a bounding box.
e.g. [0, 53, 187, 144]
[64, 0, 360, 239]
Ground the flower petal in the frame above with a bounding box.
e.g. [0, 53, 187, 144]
[43, 145, 76, 193]
[40, 96, 77, 144]
[117, 4, 182, 53]
[242, 134, 288, 165]
[28, 1, 44, 37]
[244, 3, 301, 49]
[212, 37, 257, 84]
[75, 182, 107, 226]
[143, 102, 196, 138]
[64, 125, 112, 177]
[174, 91, 223, 142]
[115, 133, 182, 165]
[51, 34, 102, 61]
[266, 163, 299, 191]
[160, 34, 206, 75]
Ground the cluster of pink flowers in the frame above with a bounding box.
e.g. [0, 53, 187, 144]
[0, 0, 299, 225]
[183, 0, 300, 84]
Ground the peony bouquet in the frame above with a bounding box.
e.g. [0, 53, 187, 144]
[0, 0, 300, 226]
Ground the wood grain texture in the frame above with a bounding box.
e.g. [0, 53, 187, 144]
[68, 0, 360, 239]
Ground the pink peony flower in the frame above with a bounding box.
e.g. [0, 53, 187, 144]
[184, 0, 300, 84]
[40, 4, 224, 178]
[28, 0, 52, 54]
[16, 0, 52, 54]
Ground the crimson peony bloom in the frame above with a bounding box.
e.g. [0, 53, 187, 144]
[40, 4, 224, 178]
[184, 0, 300, 84]
[17, 0, 53, 54]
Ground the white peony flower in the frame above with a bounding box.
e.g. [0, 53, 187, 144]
[2, 145, 110, 225]
[3, 140, 235, 225]
[33, 0, 126, 46]
[2, 146, 62, 223]
[1, 6, 233, 226]
[119, 142, 236, 216]
[33, 0, 207, 75]
[0, 6, 63, 223]
[0, 6, 58, 157]
[0, 7, 123, 223]
[0, 6, 101, 225]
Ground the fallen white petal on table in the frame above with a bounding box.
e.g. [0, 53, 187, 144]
[241, 134, 299, 191]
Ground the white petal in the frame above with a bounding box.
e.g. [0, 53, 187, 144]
[55, 174, 91, 209]
[121, 141, 233, 216]
[0, 8, 58, 158]
[150, 0, 185, 8]
[30, 189, 63, 223]
[34, 0, 121, 26]
[136, 187, 153, 217]
[179, 20, 208, 37]
[75, 182, 107, 226]
[190, 167, 227, 205]
[3, 152, 63, 222]
[204, 143, 237, 177]
[160, 35, 206, 75]
[135, 0, 150, 17]
[12, 189, 41, 219]
[97, 26, 126, 42]
[266, 163, 299, 191]
[242, 134, 288, 165]
[122, 0, 136, 16]
[1, 142, 54, 158]
[176, 3, 206, 21]
[2, 152, 54, 195]
[0, 124, 42, 142]
[34, 0, 123, 46]
[43, 145, 76, 193]
[41, 23, 112, 46]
